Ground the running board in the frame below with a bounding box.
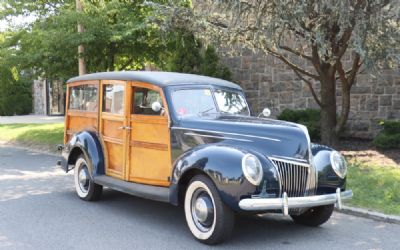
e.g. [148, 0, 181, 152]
[93, 175, 170, 203]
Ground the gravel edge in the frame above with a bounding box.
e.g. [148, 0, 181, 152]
[336, 205, 400, 225]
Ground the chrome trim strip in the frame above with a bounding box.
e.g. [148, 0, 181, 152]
[183, 132, 252, 142]
[270, 155, 308, 163]
[171, 127, 281, 142]
[269, 157, 310, 168]
[239, 189, 353, 211]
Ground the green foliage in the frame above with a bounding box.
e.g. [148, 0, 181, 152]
[278, 109, 321, 140]
[0, 67, 32, 116]
[373, 120, 400, 149]
[0, 0, 187, 80]
[165, 32, 231, 80]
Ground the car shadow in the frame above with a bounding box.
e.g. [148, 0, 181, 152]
[99, 189, 324, 248]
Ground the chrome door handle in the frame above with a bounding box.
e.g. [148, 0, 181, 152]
[118, 126, 132, 130]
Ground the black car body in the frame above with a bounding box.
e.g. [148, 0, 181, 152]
[59, 71, 352, 244]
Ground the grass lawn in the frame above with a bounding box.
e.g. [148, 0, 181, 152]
[346, 162, 400, 215]
[0, 123, 64, 150]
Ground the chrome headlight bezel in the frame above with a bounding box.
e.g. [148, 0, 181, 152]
[330, 151, 347, 179]
[241, 154, 263, 185]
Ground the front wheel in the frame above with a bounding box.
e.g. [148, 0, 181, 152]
[74, 155, 103, 201]
[290, 204, 334, 226]
[184, 175, 234, 245]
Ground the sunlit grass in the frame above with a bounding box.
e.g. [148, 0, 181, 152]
[346, 162, 400, 215]
[0, 123, 64, 146]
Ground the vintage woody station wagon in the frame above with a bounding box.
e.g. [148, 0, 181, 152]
[59, 71, 353, 244]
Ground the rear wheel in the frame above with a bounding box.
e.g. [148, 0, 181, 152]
[290, 204, 334, 226]
[74, 155, 103, 201]
[184, 175, 234, 245]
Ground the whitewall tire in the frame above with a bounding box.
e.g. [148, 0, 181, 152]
[184, 175, 234, 245]
[74, 155, 103, 201]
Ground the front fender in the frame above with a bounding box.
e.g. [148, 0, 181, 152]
[311, 144, 346, 194]
[169, 144, 280, 211]
[61, 131, 105, 177]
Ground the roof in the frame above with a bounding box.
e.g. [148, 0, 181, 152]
[66, 71, 242, 90]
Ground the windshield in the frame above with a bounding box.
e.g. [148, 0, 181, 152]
[171, 88, 250, 117]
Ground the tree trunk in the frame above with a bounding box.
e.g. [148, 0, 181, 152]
[320, 68, 339, 146]
[76, 0, 86, 75]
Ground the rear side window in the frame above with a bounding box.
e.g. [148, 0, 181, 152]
[102, 84, 124, 114]
[69, 84, 98, 112]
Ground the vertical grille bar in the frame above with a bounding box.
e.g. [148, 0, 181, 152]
[272, 158, 315, 198]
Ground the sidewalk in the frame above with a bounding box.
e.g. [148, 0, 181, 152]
[0, 115, 64, 124]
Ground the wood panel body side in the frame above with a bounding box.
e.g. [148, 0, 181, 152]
[99, 80, 127, 180]
[65, 81, 100, 143]
[127, 81, 172, 187]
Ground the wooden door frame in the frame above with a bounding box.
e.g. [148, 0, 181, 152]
[127, 81, 172, 186]
[99, 80, 129, 179]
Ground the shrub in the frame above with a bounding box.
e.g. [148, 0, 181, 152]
[165, 32, 232, 80]
[0, 67, 32, 116]
[277, 109, 321, 141]
[373, 120, 400, 149]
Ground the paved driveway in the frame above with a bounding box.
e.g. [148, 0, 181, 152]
[0, 115, 64, 124]
[0, 145, 399, 250]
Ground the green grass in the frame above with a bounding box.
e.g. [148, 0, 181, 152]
[346, 162, 400, 215]
[0, 123, 64, 147]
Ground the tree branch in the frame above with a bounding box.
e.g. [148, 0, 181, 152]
[279, 45, 313, 61]
[266, 48, 320, 80]
[293, 70, 322, 107]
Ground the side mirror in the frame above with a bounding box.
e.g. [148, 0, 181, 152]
[258, 108, 271, 117]
[151, 101, 162, 112]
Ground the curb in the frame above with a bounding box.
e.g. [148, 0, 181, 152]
[336, 205, 400, 225]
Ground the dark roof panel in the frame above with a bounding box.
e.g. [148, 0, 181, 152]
[67, 71, 242, 90]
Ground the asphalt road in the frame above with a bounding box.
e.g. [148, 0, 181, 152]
[1, 145, 400, 250]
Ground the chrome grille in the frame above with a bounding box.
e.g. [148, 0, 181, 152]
[271, 157, 317, 197]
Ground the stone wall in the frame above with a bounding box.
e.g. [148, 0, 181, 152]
[32, 79, 46, 115]
[221, 49, 400, 139]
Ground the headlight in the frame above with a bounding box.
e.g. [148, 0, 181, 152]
[330, 151, 347, 179]
[242, 154, 263, 185]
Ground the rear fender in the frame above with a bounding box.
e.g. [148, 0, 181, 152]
[61, 131, 105, 177]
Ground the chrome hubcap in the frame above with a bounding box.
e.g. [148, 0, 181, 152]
[78, 165, 89, 192]
[191, 189, 214, 232]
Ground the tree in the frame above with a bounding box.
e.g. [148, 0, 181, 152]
[151, 0, 400, 145]
[164, 30, 232, 80]
[0, 0, 177, 80]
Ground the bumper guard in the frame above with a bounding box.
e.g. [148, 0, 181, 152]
[239, 188, 353, 216]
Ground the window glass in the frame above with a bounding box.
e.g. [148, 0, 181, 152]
[171, 89, 217, 117]
[132, 87, 163, 115]
[69, 84, 98, 112]
[102, 84, 124, 114]
[214, 89, 249, 115]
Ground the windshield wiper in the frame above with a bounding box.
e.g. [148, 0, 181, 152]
[198, 107, 215, 116]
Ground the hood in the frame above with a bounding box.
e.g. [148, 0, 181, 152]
[177, 115, 310, 161]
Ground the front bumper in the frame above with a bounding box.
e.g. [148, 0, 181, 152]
[239, 188, 353, 215]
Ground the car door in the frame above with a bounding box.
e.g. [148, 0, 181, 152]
[127, 82, 172, 187]
[99, 80, 129, 180]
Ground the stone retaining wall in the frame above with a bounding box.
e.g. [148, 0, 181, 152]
[221, 50, 400, 139]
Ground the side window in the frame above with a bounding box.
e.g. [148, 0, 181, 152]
[69, 84, 98, 112]
[132, 87, 163, 115]
[102, 84, 124, 114]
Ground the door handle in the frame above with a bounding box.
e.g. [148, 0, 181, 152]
[118, 126, 132, 130]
